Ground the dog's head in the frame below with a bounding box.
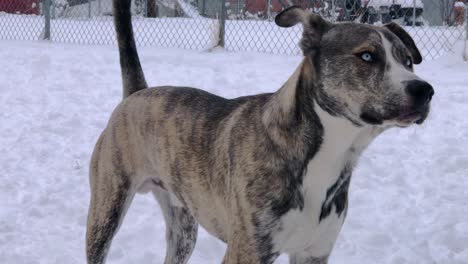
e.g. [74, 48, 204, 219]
[276, 6, 434, 127]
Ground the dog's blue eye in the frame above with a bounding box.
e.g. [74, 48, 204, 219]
[360, 52, 373, 62]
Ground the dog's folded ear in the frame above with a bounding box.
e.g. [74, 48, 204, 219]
[384, 22, 422, 64]
[275, 6, 331, 55]
[275, 6, 308, 28]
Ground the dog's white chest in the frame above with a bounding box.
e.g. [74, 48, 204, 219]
[272, 151, 350, 256]
[272, 105, 376, 257]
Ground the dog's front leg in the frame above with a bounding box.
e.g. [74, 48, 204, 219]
[222, 234, 276, 264]
[221, 212, 278, 264]
[222, 243, 259, 264]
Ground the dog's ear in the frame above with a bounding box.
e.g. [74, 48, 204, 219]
[275, 6, 331, 55]
[384, 22, 422, 64]
[275, 6, 308, 28]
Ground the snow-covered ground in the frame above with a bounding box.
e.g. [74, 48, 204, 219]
[0, 40, 467, 264]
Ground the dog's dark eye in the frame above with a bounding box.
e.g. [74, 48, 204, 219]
[360, 52, 374, 62]
[405, 56, 413, 68]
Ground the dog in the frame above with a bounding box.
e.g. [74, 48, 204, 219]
[86, 2, 434, 264]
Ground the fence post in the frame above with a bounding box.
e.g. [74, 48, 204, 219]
[202, 0, 206, 16]
[98, 0, 102, 16]
[331, 0, 336, 22]
[218, 0, 227, 47]
[88, 0, 92, 18]
[43, 0, 51, 40]
[412, 0, 416, 27]
[144, 0, 148, 17]
[267, 0, 271, 20]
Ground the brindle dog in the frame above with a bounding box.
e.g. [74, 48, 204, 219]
[86, 2, 434, 264]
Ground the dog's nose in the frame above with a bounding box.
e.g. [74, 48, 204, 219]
[405, 80, 434, 106]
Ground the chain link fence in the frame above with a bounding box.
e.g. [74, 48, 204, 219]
[0, 0, 467, 60]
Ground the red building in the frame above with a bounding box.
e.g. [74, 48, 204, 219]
[0, 0, 40, 15]
[243, 0, 282, 14]
[238, 0, 312, 16]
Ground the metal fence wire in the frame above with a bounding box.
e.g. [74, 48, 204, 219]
[0, 0, 467, 60]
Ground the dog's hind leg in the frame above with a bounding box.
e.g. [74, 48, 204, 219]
[153, 188, 198, 264]
[86, 137, 136, 264]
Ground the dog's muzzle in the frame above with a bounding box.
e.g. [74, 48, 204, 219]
[395, 80, 434, 126]
[406, 80, 434, 108]
[396, 80, 434, 126]
[359, 80, 435, 127]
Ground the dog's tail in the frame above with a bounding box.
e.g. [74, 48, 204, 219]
[113, 0, 148, 98]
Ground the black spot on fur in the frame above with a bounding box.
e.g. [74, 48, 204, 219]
[319, 165, 352, 222]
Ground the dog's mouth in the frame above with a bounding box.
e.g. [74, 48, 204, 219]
[360, 107, 430, 127]
[392, 106, 430, 127]
[394, 111, 424, 127]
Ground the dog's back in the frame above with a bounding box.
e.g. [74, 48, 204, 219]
[86, 66, 280, 262]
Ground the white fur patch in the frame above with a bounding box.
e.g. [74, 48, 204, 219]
[380, 33, 419, 89]
[272, 103, 377, 257]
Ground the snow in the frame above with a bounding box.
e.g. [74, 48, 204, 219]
[0, 39, 467, 264]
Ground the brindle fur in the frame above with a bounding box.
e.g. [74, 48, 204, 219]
[86, 4, 434, 264]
